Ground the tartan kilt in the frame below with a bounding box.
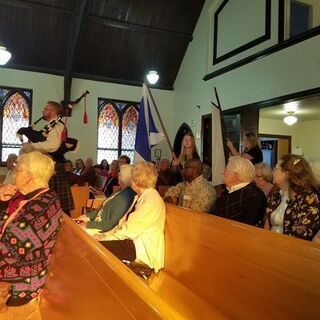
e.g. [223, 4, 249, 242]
[49, 162, 74, 213]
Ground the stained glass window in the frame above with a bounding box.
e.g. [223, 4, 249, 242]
[0, 88, 32, 162]
[97, 100, 139, 164]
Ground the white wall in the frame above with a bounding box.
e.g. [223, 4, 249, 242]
[259, 117, 320, 160]
[173, 0, 320, 157]
[0, 68, 174, 164]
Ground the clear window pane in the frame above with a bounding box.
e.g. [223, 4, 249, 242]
[2, 92, 30, 161]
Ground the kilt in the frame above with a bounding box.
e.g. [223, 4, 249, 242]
[49, 162, 74, 214]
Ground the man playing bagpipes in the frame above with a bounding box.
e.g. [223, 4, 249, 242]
[19, 101, 75, 215]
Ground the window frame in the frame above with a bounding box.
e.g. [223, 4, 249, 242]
[0, 86, 32, 166]
[97, 98, 139, 163]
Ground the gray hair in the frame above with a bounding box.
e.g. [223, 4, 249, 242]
[254, 162, 273, 183]
[118, 164, 133, 187]
[227, 156, 255, 183]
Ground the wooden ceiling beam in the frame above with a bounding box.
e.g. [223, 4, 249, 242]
[0, 0, 192, 41]
[88, 15, 193, 41]
[63, 0, 89, 105]
[0, 0, 72, 15]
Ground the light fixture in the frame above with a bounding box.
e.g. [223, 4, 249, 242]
[0, 46, 11, 65]
[284, 101, 298, 113]
[283, 114, 297, 125]
[146, 71, 159, 85]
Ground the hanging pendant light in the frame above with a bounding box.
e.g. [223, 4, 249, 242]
[0, 46, 11, 65]
[146, 70, 159, 85]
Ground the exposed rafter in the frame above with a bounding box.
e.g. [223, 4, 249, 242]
[63, 0, 89, 105]
[0, 0, 192, 41]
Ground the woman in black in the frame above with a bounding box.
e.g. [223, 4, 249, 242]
[226, 132, 263, 164]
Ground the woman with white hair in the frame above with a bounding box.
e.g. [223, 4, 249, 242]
[78, 164, 137, 233]
[254, 162, 277, 198]
[211, 156, 266, 226]
[100, 161, 166, 273]
[0, 151, 62, 307]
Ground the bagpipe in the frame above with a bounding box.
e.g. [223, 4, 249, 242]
[17, 91, 89, 157]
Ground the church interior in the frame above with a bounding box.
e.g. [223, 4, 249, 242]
[0, 0, 320, 319]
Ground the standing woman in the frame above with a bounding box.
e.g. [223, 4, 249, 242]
[226, 132, 263, 164]
[264, 154, 320, 241]
[172, 132, 200, 172]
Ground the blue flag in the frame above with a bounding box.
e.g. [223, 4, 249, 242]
[134, 84, 164, 162]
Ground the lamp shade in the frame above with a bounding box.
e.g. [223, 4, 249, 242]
[283, 115, 297, 125]
[0, 46, 11, 65]
[146, 71, 159, 85]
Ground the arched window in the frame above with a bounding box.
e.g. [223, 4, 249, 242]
[0, 88, 32, 162]
[97, 99, 139, 163]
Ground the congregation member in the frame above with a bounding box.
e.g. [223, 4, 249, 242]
[77, 164, 137, 234]
[156, 157, 177, 186]
[98, 159, 110, 176]
[254, 162, 277, 198]
[172, 132, 200, 171]
[74, 158, 85, 175]
[118, 155, 131, 167]
[103, 160, 120, 196]
[226, 132, 263, 164]
[99, 161, 165, 273]
[65, 160, 85, 186]
[0, 151, 62, 306]
[3, 154, 18, 185]
[211, 156, 266, 226]
[264, 154, 320, 241]
[164, 159, 216, 212]
[81, 157, 97, 187]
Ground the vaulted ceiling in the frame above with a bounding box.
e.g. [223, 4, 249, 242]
[0, 0, 205, 96]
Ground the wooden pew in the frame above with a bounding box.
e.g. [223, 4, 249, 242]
[18, 204, 320, 319]
[70, 185, 90, 219]
[38, 215, 185, 320]
[147, 204, 320, 320]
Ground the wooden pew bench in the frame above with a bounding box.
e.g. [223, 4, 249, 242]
[147, 204, 320, 320]
[23, 204, 320, 319]
[38, 215, 184, 320]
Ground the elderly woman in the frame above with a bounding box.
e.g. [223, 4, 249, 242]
[0, 151, 62, 306]
[78, 165, 137, 234]
[254, 162, 277, 198]
[265, 154, 320, 240]
[100, 161, 166, 273]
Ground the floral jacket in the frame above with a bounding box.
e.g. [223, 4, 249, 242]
[265, 189, 320, 241]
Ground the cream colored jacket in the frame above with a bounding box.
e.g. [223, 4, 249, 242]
[105, 188, 166, 272]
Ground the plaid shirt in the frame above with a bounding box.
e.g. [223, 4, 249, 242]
[165, 175, 216, 212]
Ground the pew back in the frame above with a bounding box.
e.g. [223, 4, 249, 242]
[148, 204, 320, 320]
[70, 185, 90, 219]
[39, 215, 184, 320]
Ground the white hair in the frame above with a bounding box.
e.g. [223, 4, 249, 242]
[227, 156, 255, 183]
[118, 164, 133, 187]
[17, 151, 55, 185]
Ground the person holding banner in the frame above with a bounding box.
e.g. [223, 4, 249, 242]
[172, 132, 200, 173]
[226, 132, 263, 165]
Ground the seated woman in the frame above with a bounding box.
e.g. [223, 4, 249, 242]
[254, 162, 277, 198]
[264, 154, 320, 241]
[77, 165, 137, 235]
[0, 151, 62, 307]
[226, 132, 263, 164]
[99, 161, 166, 273]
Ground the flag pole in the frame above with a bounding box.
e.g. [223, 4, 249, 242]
[213, 86, 230, 140]
[144, 83, 174, 153]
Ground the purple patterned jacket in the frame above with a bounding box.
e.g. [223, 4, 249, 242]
[0, 189, 62, 306]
